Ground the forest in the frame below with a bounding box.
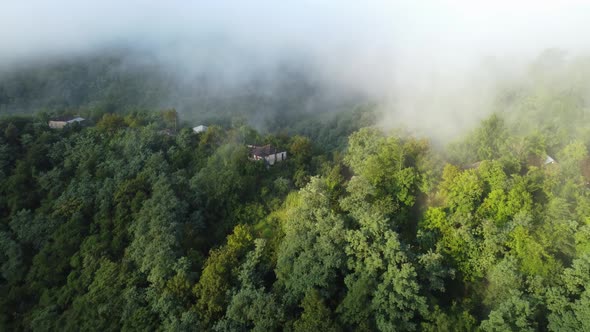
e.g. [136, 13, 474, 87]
[1, 51, 590, 331]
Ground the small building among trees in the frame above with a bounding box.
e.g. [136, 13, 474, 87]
[48, 116, 85, 129]
[193, 125, 208, 134]
[158, 128, 176, 137]
[248, 144, 287, 165]
[544, 155, 557, 165]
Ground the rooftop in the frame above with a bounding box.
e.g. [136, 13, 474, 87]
[50, 116, 85, 122]
[248, 144, 278, 157]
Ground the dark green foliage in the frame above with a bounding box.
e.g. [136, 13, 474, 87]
[2, 54, 590, 331]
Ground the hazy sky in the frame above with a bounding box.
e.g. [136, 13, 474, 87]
[2, 1, 590, 139]
[3, 1, 589, 65]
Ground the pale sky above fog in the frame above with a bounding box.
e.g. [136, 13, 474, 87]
[3, 1, 589, 65]
[2, 0, 590, 139]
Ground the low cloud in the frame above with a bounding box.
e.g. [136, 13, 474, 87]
[2, 1, 590, 140]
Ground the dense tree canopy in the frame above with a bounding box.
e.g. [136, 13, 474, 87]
[2, 52, 590, 331]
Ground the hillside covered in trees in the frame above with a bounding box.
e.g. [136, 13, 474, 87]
[2, 52, 590, 331]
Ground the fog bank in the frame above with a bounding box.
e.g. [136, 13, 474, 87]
[2, 1, 590, 140]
